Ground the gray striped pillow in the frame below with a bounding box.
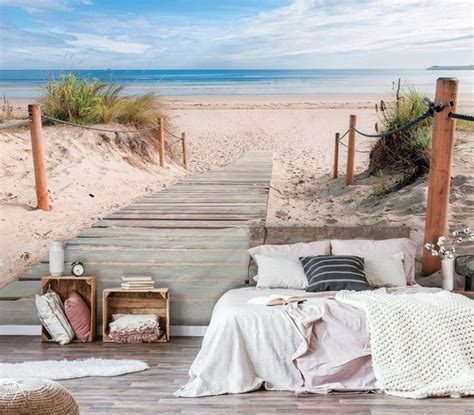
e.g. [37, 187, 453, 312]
[300, 255, 371, 292]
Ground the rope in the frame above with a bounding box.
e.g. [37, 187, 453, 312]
[353, 110, 433, 138]
[449, 112, 474, 122]
[0, 120, 30, 130]
[337, 129, 371, 153]
[351, 97, 442, 139]
[338, 129, 349, 141]
[163, 125, 182, 140]
[170, 137, 183, 146]
[338, 139, 371, 154]
[40, 114, 159, 133]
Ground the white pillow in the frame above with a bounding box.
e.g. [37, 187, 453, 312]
[331, 238, 417, 284]
[36, 290, 74, 345]
[254, 255, 308, 289]
[248, 240, 330, 281]
[364, 253, 407, 288]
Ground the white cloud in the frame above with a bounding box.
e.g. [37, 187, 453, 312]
[65, 33, 152, 54]
[206, 0, 474, 67]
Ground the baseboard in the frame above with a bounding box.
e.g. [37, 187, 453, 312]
[0, 325, 41, 335]
[0, 325, 207, 337]
[171, 325, 207, 336]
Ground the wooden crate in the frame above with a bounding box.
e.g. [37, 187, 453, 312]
[41, 276, 97, 342]
[102, 288, 170, 343]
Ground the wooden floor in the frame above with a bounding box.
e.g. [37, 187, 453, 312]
[1, 336, 472, 415]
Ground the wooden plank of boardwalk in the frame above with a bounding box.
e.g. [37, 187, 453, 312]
[94, 151, 272, 229]
[0, 336, 471, 415]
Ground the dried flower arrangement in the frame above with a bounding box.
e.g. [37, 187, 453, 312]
[424, 227, 473, 260]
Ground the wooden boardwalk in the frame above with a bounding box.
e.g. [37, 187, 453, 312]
[95, 151, 272, 229]
[0, 151, 273, 327]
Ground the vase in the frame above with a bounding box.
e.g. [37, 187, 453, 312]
[49, 241, 64, 277]
[441, 258, 455, 291]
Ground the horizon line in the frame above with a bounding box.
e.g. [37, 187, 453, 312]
[0, 67, 450, 72]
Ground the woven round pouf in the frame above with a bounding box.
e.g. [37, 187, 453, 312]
[0, 379, 80, 415]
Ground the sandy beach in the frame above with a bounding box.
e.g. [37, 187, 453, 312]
[1, 94, 473, 286]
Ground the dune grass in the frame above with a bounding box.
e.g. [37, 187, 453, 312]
[42, 74, 161, 128]
[368, 80, 433, 189]
[456, 118, 474, 133]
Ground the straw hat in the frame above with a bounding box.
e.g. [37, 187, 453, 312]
[0, 378, 79, 414]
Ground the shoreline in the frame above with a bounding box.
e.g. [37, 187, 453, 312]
[5, 93, 474, 117]
[5, 92, 474, 100]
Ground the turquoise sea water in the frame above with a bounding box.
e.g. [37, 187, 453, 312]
[0, 69, 473, 98]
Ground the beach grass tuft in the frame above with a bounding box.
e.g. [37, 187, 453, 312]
[42, 74, 162, 128]
[368, 80, 432, 190]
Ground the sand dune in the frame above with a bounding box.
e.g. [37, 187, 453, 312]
[0, 123, 183, 286]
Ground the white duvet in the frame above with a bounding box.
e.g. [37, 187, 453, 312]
[175, 288, 304, 397]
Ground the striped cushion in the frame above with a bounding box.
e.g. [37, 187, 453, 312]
[300, 255, 371, 292]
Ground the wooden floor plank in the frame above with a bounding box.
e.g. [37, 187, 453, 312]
[0, 337, 470, 415]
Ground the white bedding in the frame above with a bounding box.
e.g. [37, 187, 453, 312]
[175, 286, 443, 398]
[175, 287, 305, 397]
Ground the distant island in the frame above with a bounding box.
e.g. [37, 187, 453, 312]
[427, 65, 473, 70]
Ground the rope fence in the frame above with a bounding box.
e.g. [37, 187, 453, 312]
[163, 125, 182, 140]
[337, 130, 371, 154]
[0, 119, 30, 130]
[40, 114, 159, 134]
[332, 94, 473, 185]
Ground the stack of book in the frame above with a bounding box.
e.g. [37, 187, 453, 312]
[121, 276, 155, 290]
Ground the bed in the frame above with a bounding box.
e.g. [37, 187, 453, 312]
[175, 228, 473, 399]
[175, 285, 444, 397]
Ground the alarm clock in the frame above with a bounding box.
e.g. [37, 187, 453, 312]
[71, 261, 85, 277]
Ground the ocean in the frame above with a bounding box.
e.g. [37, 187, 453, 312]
[0, 69, 473, 98]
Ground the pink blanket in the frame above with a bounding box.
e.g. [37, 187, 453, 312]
[285, 298, 376, 394]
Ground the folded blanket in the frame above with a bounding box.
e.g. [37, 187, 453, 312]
[109, 327, 162, 343]
[110, 314, 159, 333]
[109, 314, 162, 343]
[336, 290, 474, 399]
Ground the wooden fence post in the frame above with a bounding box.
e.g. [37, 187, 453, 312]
[422, 77, 458, 275]
[28, 104, 50, 211]
[333, 132, 339, 179]
[181, 132, 187, 169]
[346, 115, 356, 185]
[158, 118, 165, 167]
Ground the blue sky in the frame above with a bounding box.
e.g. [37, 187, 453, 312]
[0, 0, 473, 69]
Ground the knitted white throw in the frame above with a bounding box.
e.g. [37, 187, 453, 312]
[336, 290, 474, 399]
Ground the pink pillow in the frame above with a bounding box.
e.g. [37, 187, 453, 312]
[64, 291, 91, 342]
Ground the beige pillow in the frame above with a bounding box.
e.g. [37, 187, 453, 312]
[331, 238, 417, 284]
[364, 253, 407, 287]
[248, 240, 331, 282]
[248, 240, 331, 260]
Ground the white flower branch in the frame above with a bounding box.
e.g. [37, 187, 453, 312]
[424, 227, 473, 260]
